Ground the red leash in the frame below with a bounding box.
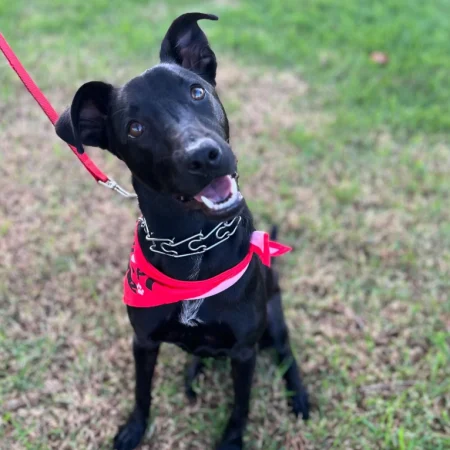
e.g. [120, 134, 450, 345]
[0, 33, 136, 198]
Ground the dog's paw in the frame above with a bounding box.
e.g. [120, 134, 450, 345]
[113, 414, 147, 450]
[290, 388, 310, 421]
[216, 436, 243, 450]
[185, 386, 197, 404]
[216, 444, 243, 450]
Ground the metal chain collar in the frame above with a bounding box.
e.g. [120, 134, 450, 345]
[139, 216, 242, 258]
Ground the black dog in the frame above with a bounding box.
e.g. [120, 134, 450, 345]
[55, 13, 309, 450]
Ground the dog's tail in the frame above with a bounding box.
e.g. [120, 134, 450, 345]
[270, 225, 278, 241]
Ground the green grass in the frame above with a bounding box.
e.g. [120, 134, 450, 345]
[2, 0, 450, 135]
[1, 1, 449, 449]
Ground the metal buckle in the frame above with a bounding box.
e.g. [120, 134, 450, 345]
[98, 179, 137, 199]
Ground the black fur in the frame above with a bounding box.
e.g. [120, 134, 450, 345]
[55, 13, 309, 450]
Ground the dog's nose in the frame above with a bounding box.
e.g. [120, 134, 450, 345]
[187, 141, 223, 174]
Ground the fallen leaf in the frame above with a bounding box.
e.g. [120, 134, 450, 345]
[370, 51, 389, 65]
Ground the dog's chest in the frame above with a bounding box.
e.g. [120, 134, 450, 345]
[145, 255, 263, 357]
[155, 256, 236, 355]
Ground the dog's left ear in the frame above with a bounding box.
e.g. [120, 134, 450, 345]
[160, 12, 218, 85]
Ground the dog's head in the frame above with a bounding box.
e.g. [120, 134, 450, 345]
[56, 13, 243, 220]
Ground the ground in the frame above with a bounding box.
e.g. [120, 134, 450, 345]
[0, 1, 449, 449]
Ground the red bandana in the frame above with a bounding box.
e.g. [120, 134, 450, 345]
[123, 223, 292, 308]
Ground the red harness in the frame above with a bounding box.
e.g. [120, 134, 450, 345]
[124, 224, 292, 308]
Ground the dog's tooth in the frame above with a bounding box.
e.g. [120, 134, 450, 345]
[231, 178, 238, 195]
[201, 196, 215, 210]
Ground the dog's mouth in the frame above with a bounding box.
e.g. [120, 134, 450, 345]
[176, 174, 244, 218]
[194, 173, 243, 214]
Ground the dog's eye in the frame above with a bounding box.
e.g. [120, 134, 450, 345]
[128, 121, 144, 138]
[191, 85, 206, 101]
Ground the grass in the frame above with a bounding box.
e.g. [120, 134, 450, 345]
[1, 0, 449, 449]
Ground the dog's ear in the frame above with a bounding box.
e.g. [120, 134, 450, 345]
[55, 81, 114, 154]
[160, 13, 218, 85]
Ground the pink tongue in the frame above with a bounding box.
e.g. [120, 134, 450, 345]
[194, 175, 232, 203]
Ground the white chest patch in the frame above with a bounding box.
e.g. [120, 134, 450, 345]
[179, 256, 204, 327]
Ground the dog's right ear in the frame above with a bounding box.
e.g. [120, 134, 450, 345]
[55, 81, 114, 154]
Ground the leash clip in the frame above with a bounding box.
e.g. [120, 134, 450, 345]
[98, 179, 137, 199]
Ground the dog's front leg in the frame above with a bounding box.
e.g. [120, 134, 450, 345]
[113, 337, 160, 450]
[216, 348, 256, 450]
